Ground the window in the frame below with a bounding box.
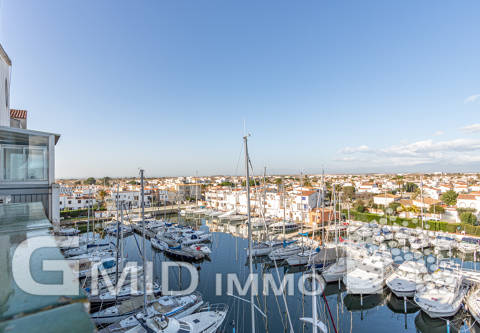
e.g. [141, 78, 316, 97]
[68, 200, 72, 204]
[5, 79, 8, 108]
[1, 145, 48, 181]
[78, 200, 81, 204]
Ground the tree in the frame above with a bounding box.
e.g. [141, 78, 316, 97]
[353, 200, 366, 213]
[429, 205, 445, 214]
[441, 190, 458, 206]
[127, 180, 137, 185]
[460, 212, 478, 225]
[388, 202, 401, 214]
[241, 179, 260, 187]
[274, 178, 283, 185]
[412, 188, 421, 200]
[404, 182, 418, 193]
[101, 177, 112, 186]
[97, 190, 107, 203]
[84, 177, 96, 185]
[343, 186, 355, 201]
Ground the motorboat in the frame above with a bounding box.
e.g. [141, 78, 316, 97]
[386, 260, 428, 297]
[466, 286, 480, 324]
[456, 237, 480, 254]
[269, 221, 299, 233]
[55, 227, 80, 236]
[432, 235, 456, 251]
[343, 252, 394, 295]
[414, 269, 467, 318]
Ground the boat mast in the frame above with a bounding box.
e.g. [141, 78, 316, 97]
[115, 184, 120, 301]
[140, 169, 147, 315]
[283, 178, 286, 239]
[87, 188, 90, 244]
[244, 135, 255, 333]
[321, 170, 325, 243]
[300, 170, 304, 253]
[420, 175, 424, 229]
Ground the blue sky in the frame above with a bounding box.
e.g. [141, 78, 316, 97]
[1, 0, 480, 178]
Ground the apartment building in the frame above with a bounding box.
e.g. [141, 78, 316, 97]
[0, 43, 60, 223]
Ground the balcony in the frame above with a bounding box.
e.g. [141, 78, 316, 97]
[0, 126, 60, 221]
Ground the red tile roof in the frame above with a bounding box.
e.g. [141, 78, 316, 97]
[10, 109, 27, 119]
[458, 194, 478, 201]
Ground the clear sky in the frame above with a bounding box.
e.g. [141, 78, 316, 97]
[1, 0, 480, 178]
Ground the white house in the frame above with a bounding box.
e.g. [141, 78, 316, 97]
[457, 193, 480, 213]
[59, 194, 97, 210]
[373, 193, 398, 206]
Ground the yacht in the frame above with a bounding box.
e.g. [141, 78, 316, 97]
[466, 286, 480, 324]
[456, 237, 480, 254]
[432, 235, 456, 251]
[410, 237, 430, 250]
[343, 252, 394, 295]
[55, 227, 80, 236]
[386, 260, 428, 297]
[414, 269, 467, 318]
[269, 221, 299, 233]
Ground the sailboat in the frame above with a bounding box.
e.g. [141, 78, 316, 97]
[94, 293, 204, 328]
[124, 304, 229, 333]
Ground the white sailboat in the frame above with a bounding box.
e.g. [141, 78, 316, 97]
[124, 304, 228, 333]
[95, 293, 204, 328]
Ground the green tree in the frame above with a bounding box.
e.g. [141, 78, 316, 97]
[274, 178, 283, 185]
[84, 177, 96, 185]
[241, 179, 260, 187]
[127, 180, 137, 185]
[441, 190, 458, 206]
[343, 186, 355, 201]
[404, 182, 418, 193]
[101, 177, 112, 186]
[429, 205, 445, 214]
[354, 200, 366, 213]
[460, 212, 478, 225]
[388, 202, 401, 214]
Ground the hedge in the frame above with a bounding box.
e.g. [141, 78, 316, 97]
[344, 210, 480, 236]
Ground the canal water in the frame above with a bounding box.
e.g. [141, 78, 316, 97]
[102, 215, 479, 333]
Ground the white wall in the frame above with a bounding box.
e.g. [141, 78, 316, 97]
[0, 51, 10, 127]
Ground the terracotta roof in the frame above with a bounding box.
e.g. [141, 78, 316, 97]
[300, 190, 316, 196]
[10, 109, 27, 119]
[458, 194, 478, 201]
[374, 193, 398, 199]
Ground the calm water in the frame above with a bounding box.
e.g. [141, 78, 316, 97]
[102, 216, 478, 333]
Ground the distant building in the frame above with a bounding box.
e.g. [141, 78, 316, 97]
[308, 208, 340, 227]
[176, 183, 202, 201]
[457, 193, 480, 213]
[373, 193, 399, 206]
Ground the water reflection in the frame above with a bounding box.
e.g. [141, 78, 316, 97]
[99, 214, 479, 333]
